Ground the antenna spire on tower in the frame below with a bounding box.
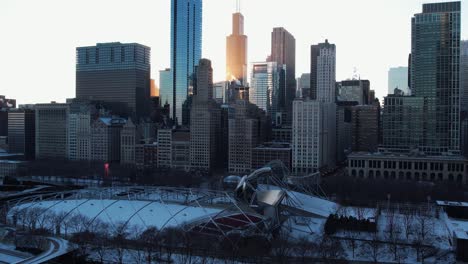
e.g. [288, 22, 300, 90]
[236, 0, 241, 12]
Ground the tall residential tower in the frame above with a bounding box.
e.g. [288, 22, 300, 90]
[171, 0, 202, 124]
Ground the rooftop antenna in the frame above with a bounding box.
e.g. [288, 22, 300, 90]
[236, 0, 241, 12]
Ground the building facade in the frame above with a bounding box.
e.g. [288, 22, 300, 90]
[91, 117, 126, 162]
[157, 129, 172, 168]
[337, 80, 370, 105]
[270, 27, 296, 123]
[410, 2, 461, 155]
[226, 12, 247, 85]
[171, 0, 202, 124]
[7, 108, 35, 160]
[310, 40, 336, 103]
[35, 103, 68, 159]
[120, 119, 136, 165]
[388, 67, 409, 95]
[351, 105, 380, 152]
[252, 142, 291, 170]
[249, 61, 286, 125]
[67, 99, 98, 161]
[159, 68, 173, 113]
[348, 152, 467, 184]
[190, 59, 220, 171]
[292, 99, 336, 174]
[76, 42, 151, 120]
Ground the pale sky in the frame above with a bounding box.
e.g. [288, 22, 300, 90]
[0, 0, 466, 105]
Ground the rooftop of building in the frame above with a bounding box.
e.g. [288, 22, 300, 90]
[77, 42, 150, 49]
[348, 151, 468, 162]
[254, 142, 291, 150]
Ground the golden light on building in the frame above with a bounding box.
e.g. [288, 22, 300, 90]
[226, 12, 247, 85]
[150, 79, 159, 97]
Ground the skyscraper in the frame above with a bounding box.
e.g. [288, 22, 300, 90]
[226, 12, 247, 85]
[76, 42, 151, 120]
[159, 68, 173, 112]
[310, 40, 336, 102]
[270, 27, 296, 123]
[171, 0, 202, 124]
[190, 59, 221, 171]
[461, 40, 468, 116]
[388, 67, 409, 95]
[8, 108, 35, 160]
[249, 62, 286, 125]
[337, 80, 371, 105]
[411, 1, 461, 154]
[292, 99, 336, 174]
[35, 103, 68, 159]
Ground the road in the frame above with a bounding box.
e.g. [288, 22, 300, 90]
[15, 237, 69, 264]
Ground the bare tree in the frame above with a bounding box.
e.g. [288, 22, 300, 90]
[366, 231, 382, 263]
[293, 236, 315, 263]
[318, 234, 345, 263]
[112, 222, 129, 264]
[402, 211, 414, 240]
[271, 231, 293, 263]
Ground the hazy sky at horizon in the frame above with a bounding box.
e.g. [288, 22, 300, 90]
[0, 0, 466, 105]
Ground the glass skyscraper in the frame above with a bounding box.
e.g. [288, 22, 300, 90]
[411, 1, 461, 154]
[76, 42, 151, 120]
[171, 0, 202, 124]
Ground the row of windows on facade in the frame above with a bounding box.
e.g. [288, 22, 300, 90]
[350, 159, 466, 172]
[351, 169, 464, 182]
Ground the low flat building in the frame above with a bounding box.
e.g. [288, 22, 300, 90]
[252, 142, 291, 170]
[348, 152, 468, 184]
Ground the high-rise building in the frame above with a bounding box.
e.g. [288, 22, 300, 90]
[292, 99, 336, 174]
[461, 40, 468, 116]
[7, 108, 35, 159]
[336, 101, 357, 162]
[381, 95, 425, 153]
[270, 27, 296, 123]
[157, 128, 172, 168]
[0, 96, 16, 137]
[66, 99, 98, 161]
[213, 81, 228, 104]
[159, 68, 173, 114]
[228, 100, 267, 174]
[172, 130, 191, 170]
[35, 103, 68, 159]
[91, 117, 126, 162]
[171, 0, 202, 124]
[411, 2, 461, 155]
[190, 59, 221, 171]
[337, 80, 371, 105]
[351, 105, 380, 152]
[150, 79, 159, 97]
[249, 62, 286, 125]
[226, 12, 247, 85]
[120, 119, 136, 165]
[388, 67, 409, 95]
[298, 73, 311, 99]
[76, 42, 151, 120]
[310, 40, 336, 102]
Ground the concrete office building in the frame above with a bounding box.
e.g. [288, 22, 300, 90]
[76, 42, 151, 120]
[91, 117, 126, 162]
[252, 142, 291, 170]
[120, 119, 136, 165]
[337, 80, 371, 105]
[35, 103, 68, 159]
[292, 99, 336, 174]
[310, 40, 336, 103]
[190, 59, 221, 171]
[157, 128, 172, 168]
[351, 105, 380, 152]
[348, 152, 467, 184]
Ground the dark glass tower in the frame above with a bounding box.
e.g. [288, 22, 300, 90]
[411, 1, 461, 154]
[8, 108, 35, 160]
[76, 42, 151, 120]
[271, 27, 295, 124]
[171, 0, 202, 124]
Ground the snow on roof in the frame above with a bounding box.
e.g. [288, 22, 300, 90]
[258, 185, 338, 218]
[13, 199, 223, 234]
[447, 218, 468, 240]
[436, 200, 468, 208]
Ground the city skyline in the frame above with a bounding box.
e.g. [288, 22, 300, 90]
[0, 0, 467, 106]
